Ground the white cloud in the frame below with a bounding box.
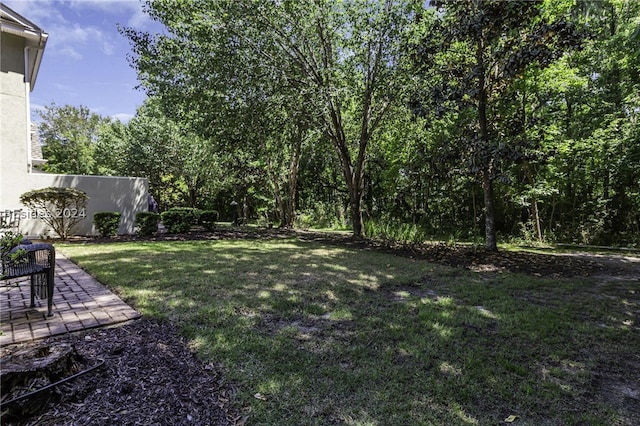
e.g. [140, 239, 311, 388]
[6, 0, 149, 121]
[3, 1, 64, 26]
[69, 0, 142, 14]
[55, 45, 83, 60]
[112, 112, 134, 122]
[62, 24, 104, 44]
[46, 24, 105, 59]
[65, 0, 156, 30]
[54, 83, 76, 94]
[127, 6, 156, 29]
[103, 41, 115, 55]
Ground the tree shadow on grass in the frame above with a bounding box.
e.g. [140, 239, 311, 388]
[60, 235, 640, 425]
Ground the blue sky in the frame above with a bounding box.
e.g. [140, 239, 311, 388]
[5, 0, 163, 122]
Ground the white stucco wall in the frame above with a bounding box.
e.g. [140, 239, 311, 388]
[3, 173, 149, 237]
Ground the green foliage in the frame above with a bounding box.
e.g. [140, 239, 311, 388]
[38, 103, 110, 175]
[0, 231, 25, 262]
[103, 0, 640, 247]
[123, 0, 418, 237]
[93, 212, 122, 238]
[94, 120, 129, 176]
[294, 202, 348, 230]
[411, 0, 586, 251]
[198, 210, 218, 231]
[124, 98, 226, 210]
[364, 219, 428, 245]
[19, 187, 89, 240]
[0, 231, 23, 253]
[135, 212, 160, 237]
[0, 232, 28, 279]
[161, 207, 201, 234]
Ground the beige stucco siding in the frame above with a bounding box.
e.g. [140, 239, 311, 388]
[2, 168, 149, 237]
[15, 173, 149, 236]
[1, 32, 30, 196]
[1, 32, 26, 80]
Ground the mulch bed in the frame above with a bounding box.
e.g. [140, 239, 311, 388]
[1, 319, 244, 426]
[1, 228, 638, 425]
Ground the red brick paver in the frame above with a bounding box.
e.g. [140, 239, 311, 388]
[1, 252, 140, 346]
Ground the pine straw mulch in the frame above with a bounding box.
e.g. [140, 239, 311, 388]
[1, 228, 638, 425]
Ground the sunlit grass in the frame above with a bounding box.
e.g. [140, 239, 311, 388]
[58, 238, 638, 425]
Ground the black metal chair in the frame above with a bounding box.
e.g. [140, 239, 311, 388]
[1, 242, 56, 317]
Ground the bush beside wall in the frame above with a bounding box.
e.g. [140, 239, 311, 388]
[93, 212, 121, 237]
[161, 208, 200, 234]
[136, 212, 160, 237]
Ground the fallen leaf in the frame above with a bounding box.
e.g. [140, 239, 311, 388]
[254, 393, 267, 401]
[505, 414, 517, 423]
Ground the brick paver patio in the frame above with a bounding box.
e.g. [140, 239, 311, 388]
[1, 252, 140, 346]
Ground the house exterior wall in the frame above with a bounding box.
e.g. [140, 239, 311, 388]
[1, 32, 30, 180]
[1, 27, 149, 238]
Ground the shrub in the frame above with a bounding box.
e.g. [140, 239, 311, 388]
[0, 231, 27, 279]
[20, 187, 89, 239]
[135, 212, 160, 237]
[364, 218, 428, 245]
[199, 210, 218, 231]
[161, 207, 200, 234]
[93, 212, 121, 238]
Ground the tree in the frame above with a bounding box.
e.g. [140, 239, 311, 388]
[124, 0, 417, 237]
[94, 119, 129, 176]
[122, 98, 225, 210]
[38, 103, 109, 175]
[532, 0, 640, 244]
[411, 0, 585, 250]
[20, 187, 89, 240]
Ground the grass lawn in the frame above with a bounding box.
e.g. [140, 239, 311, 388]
[58, 237, 638, 425]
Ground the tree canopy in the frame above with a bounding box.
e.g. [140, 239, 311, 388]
[38, 0, 639, 248]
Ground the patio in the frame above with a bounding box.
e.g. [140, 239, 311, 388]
[1, 252, 140, 346]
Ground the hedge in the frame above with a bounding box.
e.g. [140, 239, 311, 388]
[93, 212, 121, 238]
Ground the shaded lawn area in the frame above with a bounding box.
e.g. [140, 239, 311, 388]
[58, 238, 639, 425]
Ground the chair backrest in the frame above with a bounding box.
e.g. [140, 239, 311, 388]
[0, 209, 22, 237]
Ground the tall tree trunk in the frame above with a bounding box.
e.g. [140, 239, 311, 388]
[283, 126, 303, 228]
[263, 142, 286, 225]
[325, 95, 369, 238]
[532, 198, 543, 242]
[482, 171, 498, 251]
[330, 136, 366, 237]
[476, 39, 498, 251]
[349, 170, 365, 238]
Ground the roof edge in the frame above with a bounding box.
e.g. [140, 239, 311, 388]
[0, 2, 48, 90]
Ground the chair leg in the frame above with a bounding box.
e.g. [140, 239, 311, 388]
[30, 275, 36, 308]
[30, 272, 54, 316]
[47, 269, 54, 317]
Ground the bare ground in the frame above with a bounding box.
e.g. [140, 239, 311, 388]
[1, 229, 638, 425]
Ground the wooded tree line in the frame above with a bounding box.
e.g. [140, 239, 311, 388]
[37, 0, 640, 249]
